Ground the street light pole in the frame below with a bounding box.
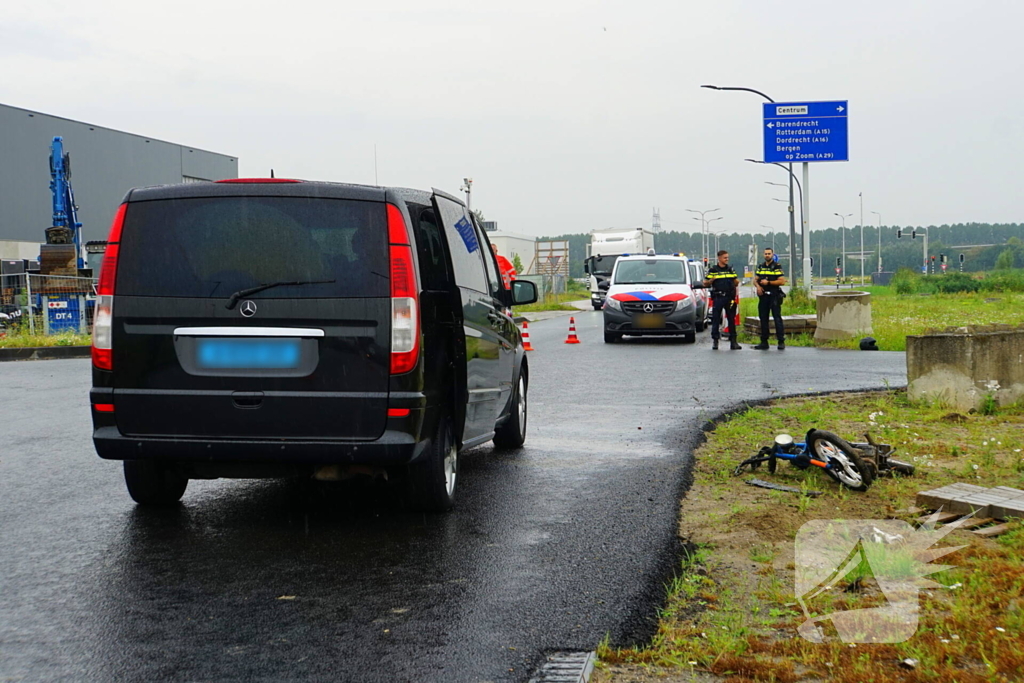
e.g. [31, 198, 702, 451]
[707, 217, 723, 257]
[914, 227, 930, 273]
[834, 213, 852, 282]
[685, 208, 720, 262]
[702, 84, 800, 289]
[871, 211, 882, 272]
[859, 192, 865, 284]
[746, 160, 804, 282]
[760, 225, 775, 251]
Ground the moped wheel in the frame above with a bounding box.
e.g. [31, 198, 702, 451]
[808, 430, 873, 491]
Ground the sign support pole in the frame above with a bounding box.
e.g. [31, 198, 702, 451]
[25, 273, 35, 335]
[788, 163, 796, 285]
[802, 162, 812, 290]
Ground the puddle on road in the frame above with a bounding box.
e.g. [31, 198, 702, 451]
[522, 435, 673, 461]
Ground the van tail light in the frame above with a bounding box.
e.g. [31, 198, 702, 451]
[387, 204, 420, 375]
[92, 203, 126, 371]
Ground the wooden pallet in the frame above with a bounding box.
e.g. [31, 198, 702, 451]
[915, 510, 1013, 537]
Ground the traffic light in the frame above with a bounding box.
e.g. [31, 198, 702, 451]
[810, 256, 814, 268]
[703, 257, 708, 267]
[911, 229, 917, 239]
[940, 254, 947, 264]
[959, 253, 965, 263]
[836, 257, 841, 267]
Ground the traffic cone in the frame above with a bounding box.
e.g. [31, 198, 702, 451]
[521, 321, 534, 351]
[725, 291, 741, 335]
[564, 317, 581, 344]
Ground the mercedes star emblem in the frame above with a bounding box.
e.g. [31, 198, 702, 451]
[643, 302, 655, 313]
[240, 300, 257, 317]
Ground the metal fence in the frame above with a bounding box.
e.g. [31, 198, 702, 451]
[0, 273, 98, 336]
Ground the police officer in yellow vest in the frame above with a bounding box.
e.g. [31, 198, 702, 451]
[754, 247, 787, 350]
[703, 250, 742, 350]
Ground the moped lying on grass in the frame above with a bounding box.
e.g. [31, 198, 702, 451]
[733, 429, 915, 491]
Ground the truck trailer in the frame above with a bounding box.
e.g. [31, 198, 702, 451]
[584, 227, 656, 310]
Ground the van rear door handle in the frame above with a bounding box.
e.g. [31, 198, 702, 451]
[232, 391, 264, 409]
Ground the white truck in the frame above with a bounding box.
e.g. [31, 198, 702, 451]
[584, 227, 656, 310]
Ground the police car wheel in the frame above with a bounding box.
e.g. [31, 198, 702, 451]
[683, 332, 696, 344]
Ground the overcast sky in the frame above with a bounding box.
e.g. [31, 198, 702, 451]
[3, 0, 1023, 238]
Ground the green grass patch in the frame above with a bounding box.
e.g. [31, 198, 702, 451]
[596, 390, 1024, 682]
[513, 291, 582, 312]
[0, 329, 91, 348]
[738, 288, 1024, 351]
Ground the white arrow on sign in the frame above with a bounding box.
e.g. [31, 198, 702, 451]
[837, 105, 845, 112]
[766, 122, 775, 129]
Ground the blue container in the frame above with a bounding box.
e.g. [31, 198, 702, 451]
[46, 295, 81, 334]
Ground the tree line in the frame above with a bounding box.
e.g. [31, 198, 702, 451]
[541, 223, 1024, 279]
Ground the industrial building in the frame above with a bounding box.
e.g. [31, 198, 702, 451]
[0, 103, 238, 247]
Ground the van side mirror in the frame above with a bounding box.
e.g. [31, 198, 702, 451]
[597, 281, 610, 291]
[511, 280, 537, 306]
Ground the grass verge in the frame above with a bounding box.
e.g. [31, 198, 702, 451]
[595, 390, 1024, 682]
[737, 290, 1024, 351]
[0, 330, 91, 348]
[514, 290, 588, 313]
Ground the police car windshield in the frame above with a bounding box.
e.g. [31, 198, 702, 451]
[614, 260, 688, 285]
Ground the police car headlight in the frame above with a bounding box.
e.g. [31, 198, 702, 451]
[604, 297, 622, 311]
[674, 299, 694, 312]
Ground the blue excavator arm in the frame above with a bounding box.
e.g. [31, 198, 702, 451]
[49, 136, 84, 268]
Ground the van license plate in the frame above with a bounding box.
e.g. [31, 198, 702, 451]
[197, 338, 301, 369]
[634, 313, 666, 329]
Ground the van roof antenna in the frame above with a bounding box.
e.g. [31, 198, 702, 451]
[270, 169, 275, 178]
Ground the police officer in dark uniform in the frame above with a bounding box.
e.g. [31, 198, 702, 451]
[754, 247, 787, 350]
[703, 250, 742, 350]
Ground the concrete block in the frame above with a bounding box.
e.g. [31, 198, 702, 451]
[814, 291, 873, 342]
[907, 325, 1024, 411]
[915, 483, 990, 510]
[946, 494, 999, 516]
[991, 486, 1024, 499]
[993, 499, 1024, 520]
[742, 315, 816, 337]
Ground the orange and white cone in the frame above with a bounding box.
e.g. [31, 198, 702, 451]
[564, 316, 581, 344]
[521, 321, 534, 351]
[725, 291, 741, 335]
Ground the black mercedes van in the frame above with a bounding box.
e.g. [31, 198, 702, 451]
[90, 179, 537, 511]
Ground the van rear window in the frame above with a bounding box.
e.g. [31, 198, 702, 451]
[116, 197, 389, 298]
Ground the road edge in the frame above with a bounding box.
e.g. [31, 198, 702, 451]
[0, 346, 91, 362]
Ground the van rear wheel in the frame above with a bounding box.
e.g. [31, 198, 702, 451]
[123, 460, 188, 506]
[405, 416, 458, 512]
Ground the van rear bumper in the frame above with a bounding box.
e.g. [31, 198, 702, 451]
[92, 426, 427, 467]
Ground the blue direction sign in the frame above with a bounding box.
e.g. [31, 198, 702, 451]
[763, 100, 848, 163]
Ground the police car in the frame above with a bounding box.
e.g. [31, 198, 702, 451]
[602, 250, 706, 343]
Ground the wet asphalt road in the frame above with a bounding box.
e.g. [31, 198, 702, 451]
[0, 312, 907, 682]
